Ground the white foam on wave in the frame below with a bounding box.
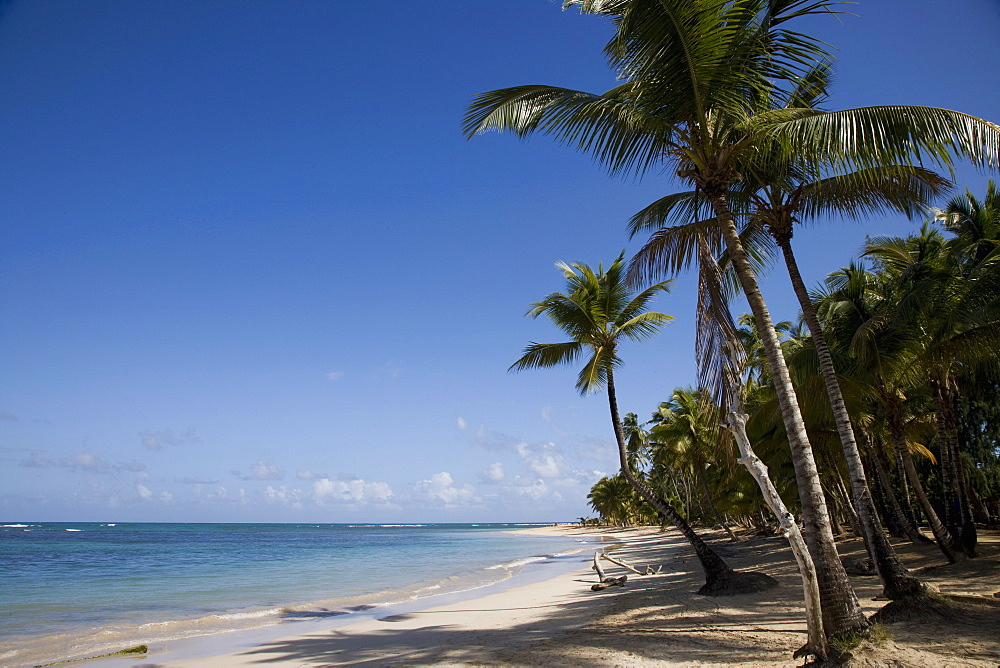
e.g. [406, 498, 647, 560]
[211, 607, 284, 621]
[65, 529, 82, 532]
[2, 524, 29, 528]
[485, 554, 548, 570]
[380, 524, 426, 527]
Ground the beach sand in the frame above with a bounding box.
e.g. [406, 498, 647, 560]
[139, 525, 999, 667]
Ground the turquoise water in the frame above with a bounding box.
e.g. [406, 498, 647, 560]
[0, 522, 591, 667]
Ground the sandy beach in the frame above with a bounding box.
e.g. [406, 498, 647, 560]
[133, 525, 1000, 667]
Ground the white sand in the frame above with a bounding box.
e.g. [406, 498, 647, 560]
[119, 525, 1000, 667]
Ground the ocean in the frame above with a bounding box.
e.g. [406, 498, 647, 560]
[0, 522, 597, 668]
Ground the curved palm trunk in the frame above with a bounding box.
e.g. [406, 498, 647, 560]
[728, 409, 828, 661]
[885, 395, 962, 563]
[605, 371, 734, 589]
[776, 236, 923, 598]
[710, 196, 868, 636]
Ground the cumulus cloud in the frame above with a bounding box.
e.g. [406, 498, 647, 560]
[508, 475, 548, 500]
[456, 417, 468, 431]
[295, 470, 325, 480]
[413, 472, 476, 506]
[313, 478, 394, 505]
[136, 482, 153, 500]
[326, 370, 345, 381]
[516, 441, 564, 478]
[233, 461, 285, 481]
[479, 462, 505, 483]
[265, 485, 304, 507]
[140, 427, 201, 451]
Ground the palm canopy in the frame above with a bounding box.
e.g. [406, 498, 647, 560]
[466, 1, 999, 193]
[510, 252, 673, 394]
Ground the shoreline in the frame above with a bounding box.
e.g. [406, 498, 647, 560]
[61, 524, 629, 668]
[78, 525, 659, 668]
[29, 525, 1000, 666]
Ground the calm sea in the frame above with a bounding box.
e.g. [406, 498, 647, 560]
[0, 522, 594, 667]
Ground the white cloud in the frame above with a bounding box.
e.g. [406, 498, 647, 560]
[265, 485, 304, 507]
[159, 491, 173, 503]
[456, 417, 468, 431]
[413, 472, 476, 506]
[296, 470, 324, 480]
[326, 370, 345, 381]
[313, 478, 394, 505]
[233, 461, 285, 481]
[480, 462, 505, 483]
[136, 483, 153, 500]
[509, 476, 548, 500]
[516, 441, 564, 478]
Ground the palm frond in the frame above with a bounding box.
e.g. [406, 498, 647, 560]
[509, 341, 583, 373]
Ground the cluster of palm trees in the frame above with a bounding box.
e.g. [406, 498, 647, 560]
[465, 0, 999, 660]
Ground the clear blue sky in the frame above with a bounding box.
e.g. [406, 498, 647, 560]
[2, 0, 998, 522]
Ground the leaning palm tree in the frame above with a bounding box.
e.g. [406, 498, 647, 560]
[467, 0, 998, 635]
[626, 64, 948, 599]
[511, 252, 777, 596]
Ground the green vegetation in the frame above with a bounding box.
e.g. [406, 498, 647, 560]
[468, 0, 999, 662]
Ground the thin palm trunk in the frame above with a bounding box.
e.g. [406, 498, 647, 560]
[863, 434, 931, 545]
[698, 468, 738, 541]
[710, 195, 868, 635]
[776, 236, 923, 598]
[885, 395, 962, 563]
[605, 371, 739, 593]
[930, 377, 978, 556]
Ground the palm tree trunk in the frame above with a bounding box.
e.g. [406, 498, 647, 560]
[930, 377, 978, 556]
[698, 468, 738, 541]
[728, 409, 828, 661]
[710, 196, 868, 635]
[885, 395, 962, 563]
[776, 236, 922, 598]
[862, 434, 931, 545]
[605, 371, 734, 585]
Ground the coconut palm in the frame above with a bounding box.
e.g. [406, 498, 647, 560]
[816, 259, 965, 562]
[649, 387, 739, 540]
[511, 252, 776, 596]
[469, 0, 998, 638]
[863, 222, 1000, 556]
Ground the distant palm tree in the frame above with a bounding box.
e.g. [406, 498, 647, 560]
[511, 253, 775, 595]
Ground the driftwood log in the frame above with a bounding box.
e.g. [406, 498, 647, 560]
[590, 551, 660, 591]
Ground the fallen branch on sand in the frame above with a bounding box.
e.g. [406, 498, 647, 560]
[590, 550, 660, 590]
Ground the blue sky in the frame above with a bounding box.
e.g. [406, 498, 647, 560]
[2, 0, 998, 523]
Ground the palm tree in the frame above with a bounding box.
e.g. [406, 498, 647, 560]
[864, 222, 1000, 556]
[816, 259, 964, 562]
[649, 387, 739, 540]
[511, 252, 776, 595]
[468, 0, 998, 638]
[625, 62, 952, 598]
